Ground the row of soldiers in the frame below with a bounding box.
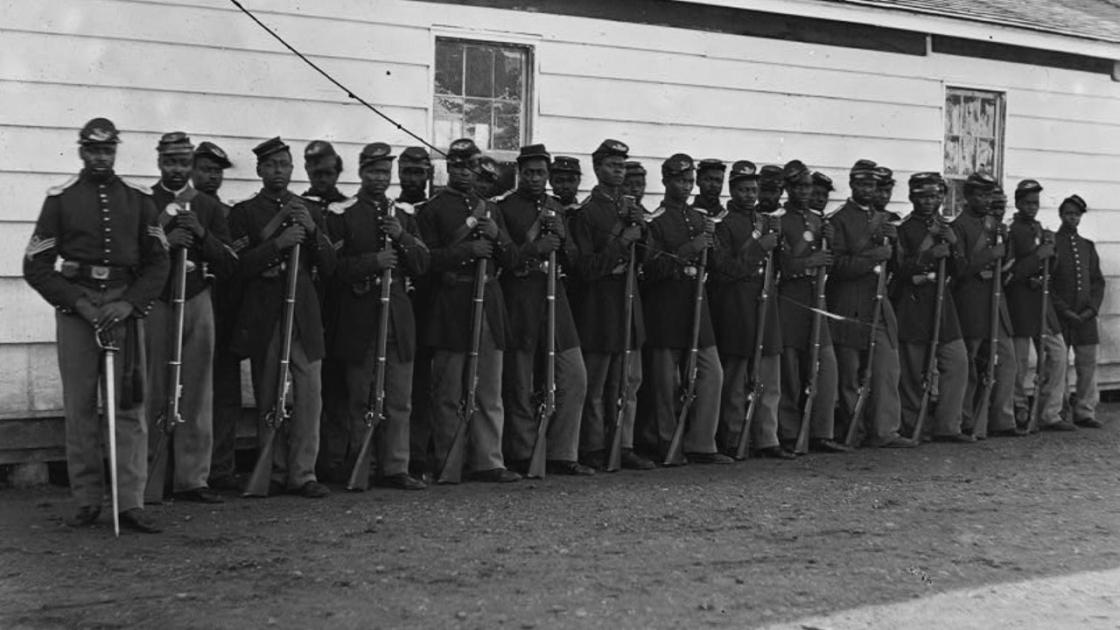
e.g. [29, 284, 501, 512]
[24, 118, 1105, 534]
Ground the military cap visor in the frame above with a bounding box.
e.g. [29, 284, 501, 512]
[697, 158, 727, 173]
[592, 139, 629, 160]
[156, 131, 194, 156]
[253, 136, 291, 161]
[849, 158, 878, 181]
[1061, 194, 1088, 213]
[79, 117, 121, 145]
[358, 142, 395, 167]
[516, 143, 551, 164]
[1015, 179, 1043, 198]
[551, 156, 582, 174]
[782, 159, 811, 183]
[662, 153, 695, 176]
[398, 146, 431, 168]
[811, 171, 835, 191]
[728, 160, 759, 183]
[447, 138, 482, 161]
[194, 141, 232, 168]
[964, 172, 998, 191]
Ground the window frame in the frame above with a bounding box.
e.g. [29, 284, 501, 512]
[941, 85, 1007, 218]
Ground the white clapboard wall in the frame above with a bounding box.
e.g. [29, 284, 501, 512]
[0, 0, 1118, 419]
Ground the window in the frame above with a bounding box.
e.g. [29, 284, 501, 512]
[433, 38, 532, 157]
[943, 87, 1006, 217]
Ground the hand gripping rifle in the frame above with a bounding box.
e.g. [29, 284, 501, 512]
[736, 211, 779, 459]
[795, 212, 829, 455]
[664, 245, 709, 467]
[95, 326, 122, 537]
[912, 230, 948, 442]
[437, 201, 490, 484]
[145, 197, 193, 503]
[971, 223, 1004, 437]
[244, 224, 301, 497]
[527, 198, 558, 479]
[606, 198, 639, 472]
[347, 202, 395, 491]
[1025, 228, 1053, 433]
[844, 220, 893, 448]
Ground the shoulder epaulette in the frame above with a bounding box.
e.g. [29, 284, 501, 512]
[46, 176, 79, 197]
[711, 209, 729, 224]
[394, 201, 416, 216]
[121, 177, 153, 195]
[328, 197, 358, 215]
[492, 190, 514, 204]
[644, 206, 666, 222]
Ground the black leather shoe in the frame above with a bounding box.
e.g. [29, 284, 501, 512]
[375, 473, 427, 491]
[580, 450, 606, 470]
[208, 475, 243, 492]
[505, 459, 531, 475]
[685, 451, 735, 465]
[810, 439, 852, 453]
[66, 506, 101, 528]
[470, 468, 522, 483]
[296, 481, 331, 498]
[990, 427, 1029, 438]
[267, 480, 286, 497]
[620, 450, 656, 470]
[756, 446, 797, 460]
[118, 508, 162, 534]
[547, 460, 596, 476]
[175, 488, 224, 503]
[879, 436, 918, 448]
[1074, 418, 1104, 429]
[932, 433, 976, 443]
[1043, 420, 1078, 432]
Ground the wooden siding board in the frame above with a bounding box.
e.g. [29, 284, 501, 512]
[0, 281, 58, 345]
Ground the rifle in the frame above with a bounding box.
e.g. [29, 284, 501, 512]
[606, 201, 639, 472]
[912, 255, 947, 441]
[844, 223, 892, 448]
[794, 213, 829, 455]
[527, 199, 558, 479]
[243, 239, 300, 497]
[1025, 229, 1052, 433]
[95, 327, 121, 537]
[971, 224, 1003, 437]
[437, 202, 489, 484]
[736, 212, 778, 459]
[664, 247, 709, 466]
[346, 204, 395, 491]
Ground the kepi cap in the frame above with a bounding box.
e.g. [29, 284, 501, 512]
[697, 158, 726, 173]
[358, 142, 394, 168]
[592, 139, 629, 160]
[446, 138, 481, 162]
[156, 131, 194, 156]
[782, 159, 811, 184]
[305, 140, 338, 162]
[759, 164, 784, 189]
[964, 172, 998, 192]
[850, 159, 878, 181]
[79, 117, 121, 145]
[1061, 194, 1088, 213]
[516, 143, 551, 164]
[811, 171, 835, 191]
[624, 161, 647, 177]
[194, 141, 231, 169]
[551, 156, 581, 175]
[908, 171, 942, 193]
[477, 155, 499, 181]
[874, 165, 894, 186]
[1015, 179, 1043, 198]
[252, 137, 290, 162]
[399, 146, 431, 169]
[728, 160, 758, 183]
[661, 153, 695, 177]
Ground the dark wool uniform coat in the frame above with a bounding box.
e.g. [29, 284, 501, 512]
[1005, 213, 1061, 337]
[496, 189, 581, 352]
[304, 186, 349, 355]
[150, 184, 236, 301]
[825, 200, 898, 349]
[891, 213, 964, 344]
[642, 199, 716, 350]
[227, 189, 337, 362]
[777, 206, 833, 352]
[24, 171, 169, 315]
[569, 185, 647, 352]
[416, 186, 518, 352]
[1051, 224, 1105, 346]
[709, 202, 782, 357]
[950, 210, 1011, 340]
[203, 193, 242, 349]
[327, 193, 429, 363]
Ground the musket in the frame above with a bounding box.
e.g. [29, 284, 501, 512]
[94, 326, 121, 537]
[736, 211, 779, 459]
[664, 246, 709, 466]
[346, 202, 395, 491]
[244, 238, 301, 497]
[912, 255, 947, 442]
[144, 199, 192, 504]
[971, 223, 1003, 436]
[794, 212, 829, 455]
[527, 198, 558, 479]
[1025, 228, 1052, 433]
[606, 199, 639, 472]
[437, 201, 489, 484]
[844, 220, 893, 448]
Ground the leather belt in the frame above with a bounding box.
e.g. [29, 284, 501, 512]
[60, 261, 132, 283]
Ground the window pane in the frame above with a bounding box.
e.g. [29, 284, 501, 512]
[961, 136, 976, 172]
[492, 101, 521, 151]
[976, 140, 994, 174]
[945, 95, 961, 136]
[464, 97, 493, 151]
[495, 50, 524, 100]
[944, 136, 962, 176]
[433, 96, 464, 149]
[435, 42, 464, 96]
[465, 46, 494, 98]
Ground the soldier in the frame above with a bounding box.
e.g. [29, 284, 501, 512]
[828, 159, 914, 448]
[303, 141, 348, 207]
[570, 140, 654, 471]
[549, 156, 583, 212]
[24, 117, 169, 532]
[328, 143, 429, 490]
[709, 161, 786, 456]
[397, 147, 431, 204]
[984, 185, 1024, 437]
[1051, 195, 1106, 429]
[872, 166, 903, 221]
[228, 137, 336, 498]
[623, 161, 648, 211]
[497, 144, 594, 476]
[893, 173, 970, 442]
[191, 142, 243, 491]
[641, 153, 732, 465]
[692, 159, 726, 217]
[756, 165, 784, 214]
[775, 162, 846, 455]
[145, 132, 236, 503]
[476, 155, 512, 200]
[417, 138, 521, 483]
[1006, 180, 1068, 430]
[809, 171, 834, 215]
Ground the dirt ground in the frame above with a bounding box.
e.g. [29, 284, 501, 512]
[2, 405, 1118, 630]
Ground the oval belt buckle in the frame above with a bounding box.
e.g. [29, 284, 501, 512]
[684, 265, 698, 278]
[91, 265, 110, 280]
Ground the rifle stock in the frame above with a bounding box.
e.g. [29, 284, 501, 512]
[244, 241, 300, 497]
[606, 239, 638, 472]
[1025, 232, 1051, 433]
[912, 256, 947, 441]
[664, 248, 708, 466]
[971, 229, 1003, 437]
[145, 246, 189, 503]
[844, 246, 889, 448]
[347, 222, 395, 491]
[528, 203, 558, 479]
[736, 219, 777, 460]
